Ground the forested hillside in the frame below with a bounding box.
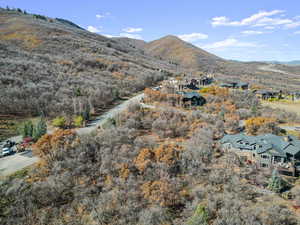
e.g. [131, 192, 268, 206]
[0, 8, 175, 118]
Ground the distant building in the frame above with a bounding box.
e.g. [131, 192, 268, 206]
[255, 90, 282, 100]
[220, 82, 249, 90]
[221, 133, 300, 175]
[292, 92, 300, 101]
[178, 91, 206, 107]
[178, 76, 214, 91]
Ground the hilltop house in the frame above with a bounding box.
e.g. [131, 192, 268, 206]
[179, 76, 214, 91]
[220, 82, 249, 90]
[221, 133, 300, 174]
[178, 92, 206, 107]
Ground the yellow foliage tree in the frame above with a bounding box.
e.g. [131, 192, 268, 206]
[245, 117, 277, 135]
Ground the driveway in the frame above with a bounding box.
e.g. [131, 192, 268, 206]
[0, 93, 145, 177]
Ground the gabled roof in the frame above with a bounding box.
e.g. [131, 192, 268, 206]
[221, 133, 300, 157]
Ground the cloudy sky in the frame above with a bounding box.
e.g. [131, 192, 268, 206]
[1, 0, 300, 61]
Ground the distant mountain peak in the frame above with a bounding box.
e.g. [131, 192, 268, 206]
[144, 34, 224, 72]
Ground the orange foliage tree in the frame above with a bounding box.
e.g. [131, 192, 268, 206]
[134, 144, 182, 173]
[33, 129, 78, 168]
[141, 180, 181, 207]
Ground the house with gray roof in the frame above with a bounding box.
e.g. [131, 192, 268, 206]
[220, 82, 249, 90]
[255, 90, 282, 100]
[177, 91, 206, 107]
[221, 133, 300, 170]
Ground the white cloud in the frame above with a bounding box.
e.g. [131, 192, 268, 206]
[294, 31, 300, 34]
[119, 33, 142, 39]
[253, 17, 292, 27]
[96, 14, 104, 19]
[212, 10, 300, 30]
[241, 30, 264, 35]
[96, 12, 110, 19]
[87, 26, 102, 33]
[122, 27, 143, 33]
[285, 21, 300, 29]
[177, 32, 208, 42]
[201, 38, 258, 50]
[264, 26, 276, 30]
[211, 10, 284, 27]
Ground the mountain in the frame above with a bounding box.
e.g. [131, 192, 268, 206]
[144, 35, 225, 73]
[263, 60, 300, 66]
[0, 8, 176, 117]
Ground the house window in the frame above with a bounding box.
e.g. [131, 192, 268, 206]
[261, 163, 268, 168]
[261, 155, 269, 159]
[274, 156, 282, 163]
[253, 153, 256, 157]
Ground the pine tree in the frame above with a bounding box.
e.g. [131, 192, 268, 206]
[19, 121, 34, 138]
[268, 169, 285, 193]
[33, 118, 47, 141]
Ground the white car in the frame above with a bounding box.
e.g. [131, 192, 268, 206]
[1, 147, 14, 157]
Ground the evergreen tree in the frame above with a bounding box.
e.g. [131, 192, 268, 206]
[33, 118, 47, 141]
[19, 121, 34, 138]
[268, 169, 285, 193]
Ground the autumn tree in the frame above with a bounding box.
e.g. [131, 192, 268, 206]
[245, 117, 279, 135]
[33, 129, 77, 169]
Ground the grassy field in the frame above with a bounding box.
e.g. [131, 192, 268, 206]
[262, 101, 300, 116]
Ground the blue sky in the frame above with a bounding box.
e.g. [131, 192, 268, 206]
[1, 0, 300, 61]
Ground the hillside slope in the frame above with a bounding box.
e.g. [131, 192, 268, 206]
[0, 9, 175, 117]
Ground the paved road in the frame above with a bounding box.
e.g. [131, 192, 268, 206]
[0, 93, 144, 177]
[77, 93, 144, 135]
[0, 151, 37, 177]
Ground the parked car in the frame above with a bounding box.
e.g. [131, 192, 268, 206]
[1, 147, 14, 157]
[16, 137, 33, 152]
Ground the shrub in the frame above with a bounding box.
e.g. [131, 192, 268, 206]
[186, 205, 209, 225]
[52, 116, 66, 128]
[74, 115, 84, 127]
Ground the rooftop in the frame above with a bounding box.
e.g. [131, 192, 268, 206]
[221, 133, 300, 157]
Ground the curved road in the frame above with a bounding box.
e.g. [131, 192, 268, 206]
[0, 93, 144, 177]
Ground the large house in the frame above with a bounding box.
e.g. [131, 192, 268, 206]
[221, 133, 300, 173]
